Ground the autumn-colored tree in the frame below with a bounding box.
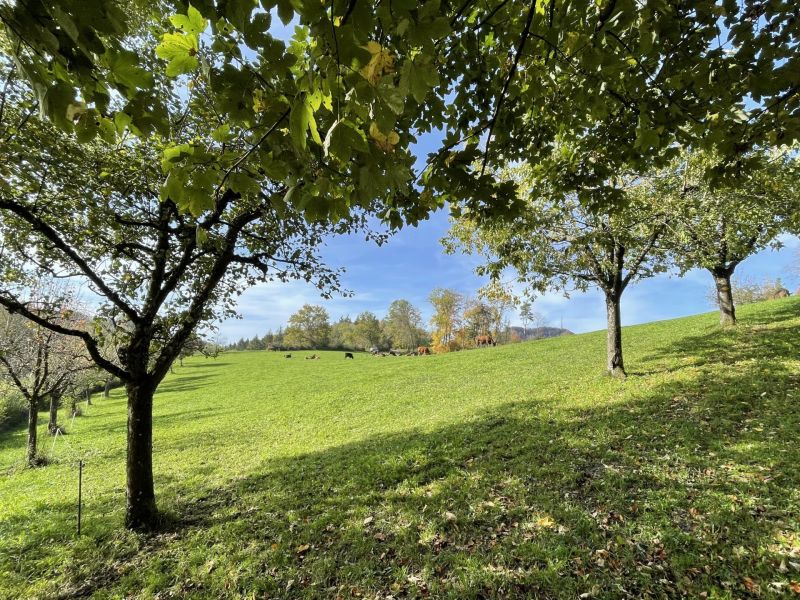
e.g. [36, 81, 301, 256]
[429, 288, 464, 353]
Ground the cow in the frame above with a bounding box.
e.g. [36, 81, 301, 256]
[344, 352, 354, 359]
[768, 288, 790, 300]
[475, 334, 495, 347]
[284, 354, 292, 358]
[305, 353, 320, 360]
[416, 346, 431, 355]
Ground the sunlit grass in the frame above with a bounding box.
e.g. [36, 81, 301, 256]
[1, 297, 799, 598]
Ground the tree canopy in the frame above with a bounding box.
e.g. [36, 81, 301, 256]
[3, 1, 798, 219]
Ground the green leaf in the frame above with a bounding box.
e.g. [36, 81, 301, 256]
[289, 94, 311, 151]
[169, 5, 207, 35]
[156, 32, 199, 77]
[106, 49, 154, 93]
[324, 119, 368, 160]
[161, 143, 195, 172]
[211, 123, 232, 142]
[160, 170, 187, 203]
[277, 0, 293, 25]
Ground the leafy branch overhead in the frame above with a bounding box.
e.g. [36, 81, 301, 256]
[3, 0, 799, 220]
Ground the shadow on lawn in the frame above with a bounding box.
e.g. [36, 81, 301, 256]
[150, 319, 799, 599]
[4, 312, 800, 599]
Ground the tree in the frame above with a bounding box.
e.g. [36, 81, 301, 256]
[329, 316, 356, 350]
[0, 72, 379, 529]
[658, 149, 800, 326]
[463, 300, 493, 341]
[445, 165, 669, 377]
[429, 289, 464, 352]
[284, 305, 331, 349]
[518, 301, 549, 339]
[353, 311, 384, 351]
[383, 299, 424, 350]
[0, 293, 90, 466]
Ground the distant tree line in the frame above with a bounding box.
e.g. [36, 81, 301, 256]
[227, 292, 555, 354]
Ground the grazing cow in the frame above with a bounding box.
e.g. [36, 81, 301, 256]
[416, 346, 431, 355]
[284, 354, 292, 358]
[344, 352, 354, 359]
[768, 288, 790, 300]
[475, 334, 495, 347]
[305, 353, 320, 360]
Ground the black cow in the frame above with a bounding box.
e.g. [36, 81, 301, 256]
[344, 352, 354, 359]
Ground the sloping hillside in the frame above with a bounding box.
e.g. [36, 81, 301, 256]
[1, 298, 799, 599]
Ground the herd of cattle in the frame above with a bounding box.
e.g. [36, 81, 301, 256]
[281, 335, 496, 359]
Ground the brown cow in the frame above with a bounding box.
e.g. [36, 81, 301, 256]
[416, 346, 431, 355]
[475, 334, 495, 347]
[768, 288, 790, 300]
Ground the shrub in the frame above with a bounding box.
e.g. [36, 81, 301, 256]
[0, 385, 27, 431]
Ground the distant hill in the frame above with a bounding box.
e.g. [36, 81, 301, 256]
[511, 325, 574, 340]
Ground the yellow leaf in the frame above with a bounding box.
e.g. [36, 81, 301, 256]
[360, 42, 395, 85]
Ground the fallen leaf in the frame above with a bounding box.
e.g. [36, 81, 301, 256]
[444, 511, 457, 521]
[363, 516, 374, 526]
[790, 581, 800, 594]
[296, 544, 310, 554]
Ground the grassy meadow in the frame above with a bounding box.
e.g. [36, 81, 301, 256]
[1, 297, 799, 599]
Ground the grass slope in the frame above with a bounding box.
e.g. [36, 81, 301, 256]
[1, 298, 799, 599]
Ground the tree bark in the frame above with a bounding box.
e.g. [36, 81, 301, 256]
[605, 292, 626, 378]
[125, 379, 158, 530]
[104, 376, 114, 398]
[48, 392, 60, 435]
[27, 399, 39, 466]
[712, 269, 736, 326]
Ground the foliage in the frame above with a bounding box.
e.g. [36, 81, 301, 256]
[1, 298, 799, 598]
[0, 0, 445, 226]
[425, 0, 800, 214]
[428, 288, 464, 352]
[383, 299, 425, 350]
[659, 148, 800, 276]
[328, 316, 356, 350]
[4, 2, 799, 223]
[353, 311, 385, 351]
[0, 384, 26, 432]
[284, 305, 332, 349]
[445, 164, 669, 298]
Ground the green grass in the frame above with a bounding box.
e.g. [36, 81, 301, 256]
[2, 298, 800, 599]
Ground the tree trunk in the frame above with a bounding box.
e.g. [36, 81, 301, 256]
[605, 293, 626, 378]
[27, 399, 39, 466]
[712, 269, 736, 326]
[125, 379, 158, 530]
[104, 376, 114, 398]
[48, 393, 60, 435]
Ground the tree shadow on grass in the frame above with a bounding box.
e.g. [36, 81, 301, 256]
[3, 317, 800, 599]
[104, 359, 800, 596]
[155, 373, 216, 395]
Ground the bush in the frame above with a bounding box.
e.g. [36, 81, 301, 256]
[0, 385, 27, 431]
